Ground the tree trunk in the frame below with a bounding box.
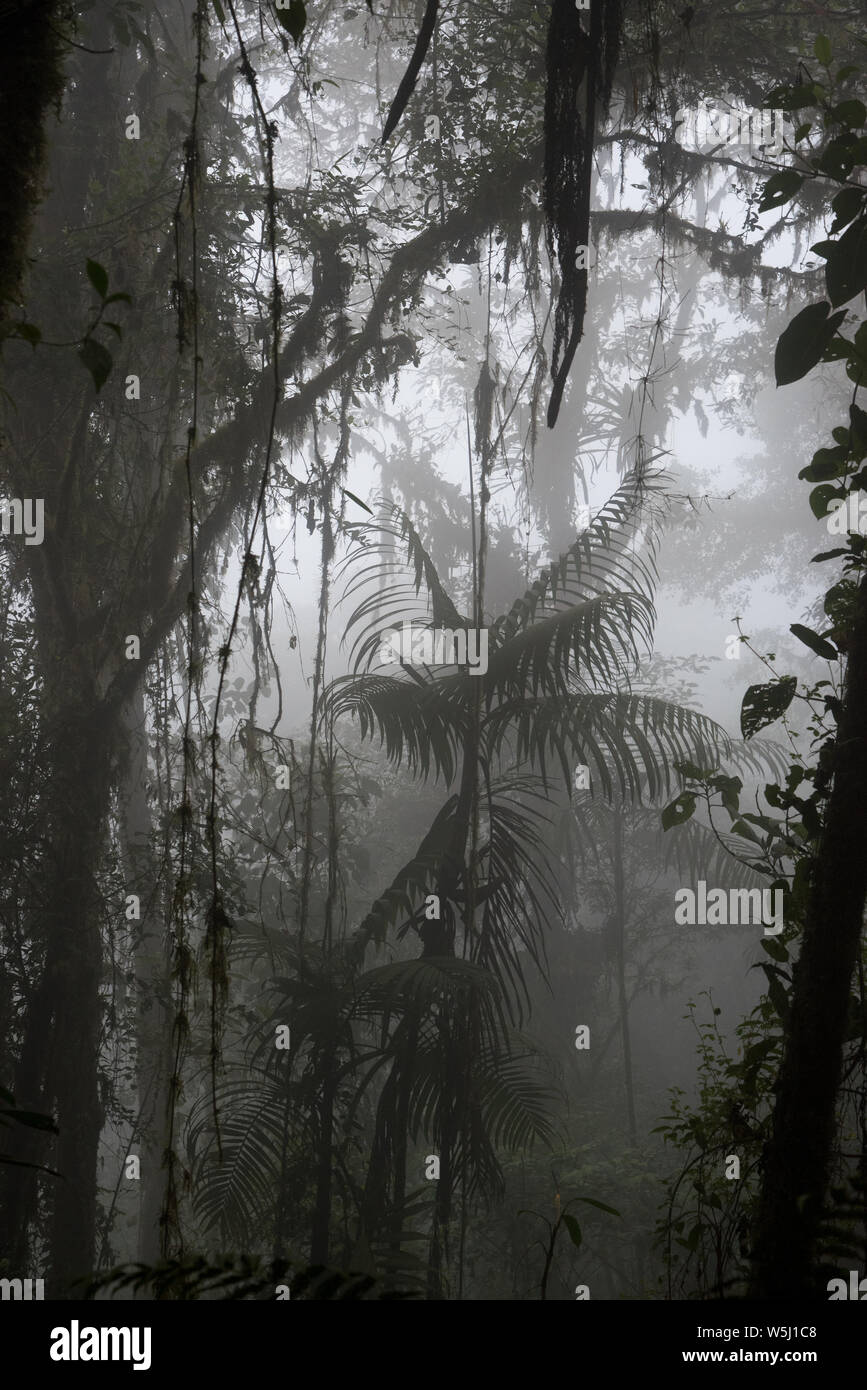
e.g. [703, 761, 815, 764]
[0, 696, 115, 1297]
[749, 574, 867, 1298]
[612, 805, 637, 1145]
[0, 0, 66, 326]
[118, 690, 173, 1268]
[310, 1056, 337, 1265]
[44, 702, 115, 1296]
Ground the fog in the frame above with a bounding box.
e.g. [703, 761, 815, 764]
[1, 0, 865, 1313]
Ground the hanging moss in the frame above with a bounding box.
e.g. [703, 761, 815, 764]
[543, 0, 623, 428]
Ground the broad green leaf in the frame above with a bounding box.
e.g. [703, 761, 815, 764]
[775, 301, 847, 385]
[814, 34, 832, 65]
[846, 325, 867, 384]
[798, 446, 847, 482]
[661, 793, 696, 830]
[847, 356, 867, 387]
[740, 676, 797, 740]
[830, 185, 865, 233]
[825, 216, 867, 306]
[730, 817, 761, 844]
[809, 239, 835, 260]
[766, 82, 820, 110]
[275, 0, 306, 42]
[758, 169, 803, 213]
[817, 135, 857, 181]
[78, 338, 113, 392]
[561, 1213, 582, 1250]
[790, 622, 838, 660]
[808, 483, 843, 519]
[710, 773, 742, 817]
[821, 336, 854, 362]
[85, 258, 109, 298]
[831, 99, 867, 129]
[811, 548, 849, 563]
[851, 402, 867, 456]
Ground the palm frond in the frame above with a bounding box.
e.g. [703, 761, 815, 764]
[403, 1033, 558, 1199]
[81, 1256, 421, 1300]
[188, 1080, 292, 1244]
[659, 812, 783, 886]
[336, 503, 464, 674]
[327, 673, 467, 783]
[488, 469, 666, 650]
[724, 736, 791, 783]
[350, 957, 500, 1012]
[472, 1041, 558, 1152]
[350, 794, 459, 949]
[485, 592, 655, 699]
[484, 691, 731, 801]
[471, 783, 560, 1020]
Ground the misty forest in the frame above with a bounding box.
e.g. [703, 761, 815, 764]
[2, 0, 867, 1304]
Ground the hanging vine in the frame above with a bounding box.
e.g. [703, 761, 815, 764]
[163, 0, 208, 1263]
[543, 0, 624, 428]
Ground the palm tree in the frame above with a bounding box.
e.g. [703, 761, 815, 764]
[190, 462, 786, 1296]
[321, 465, 739, 1294]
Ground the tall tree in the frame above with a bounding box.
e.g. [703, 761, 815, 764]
[747, 57, 867, 1299]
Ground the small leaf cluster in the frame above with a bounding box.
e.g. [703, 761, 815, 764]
[761, 42, 867, 389]
[3, 258, 131, 393]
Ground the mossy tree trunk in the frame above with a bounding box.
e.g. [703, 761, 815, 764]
[749, 574, 867, 1298]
